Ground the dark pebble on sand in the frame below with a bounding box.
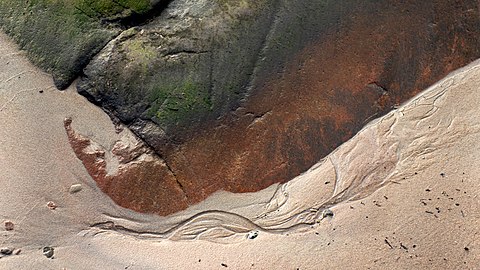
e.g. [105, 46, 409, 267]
[0, 247, 13, 255]
[43, 246, 54, 258]
[4, 221, 14, 231]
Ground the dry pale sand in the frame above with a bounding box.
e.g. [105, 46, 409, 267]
[1, 30, 479, 270]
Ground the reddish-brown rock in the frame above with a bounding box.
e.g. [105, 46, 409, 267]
[69, 1, 480, 215]
[64, 118, 188, 215]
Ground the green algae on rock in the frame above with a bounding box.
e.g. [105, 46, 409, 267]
[0, 0, 159, 89]
[75, 0, 152, 19]
[78, 0, 281, 138]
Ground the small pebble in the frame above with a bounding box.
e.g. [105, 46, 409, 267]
[46, 201, 57, 210]
[322, 209, 334, 218]
[4, 221, 14, 231]
[43, 246, 54, 258]
[0, 247, 13, 255]
[69, 184, 82, 194]
[246, 230, 259, 240]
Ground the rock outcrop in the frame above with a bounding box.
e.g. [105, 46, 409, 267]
[0, 0, 168, 89]
[3, 0, 480, 215]
[64, 118, 188, 215]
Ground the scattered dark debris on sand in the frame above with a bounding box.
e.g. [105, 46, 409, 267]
[400, 243, 409, 251]
[384, 239, 393, 249]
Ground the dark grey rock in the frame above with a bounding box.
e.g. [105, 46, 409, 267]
[78, 0, 281, 143]
[322, 209, 334, 218]
[43, 247, 54, 258]
[0, 247, 13, 255]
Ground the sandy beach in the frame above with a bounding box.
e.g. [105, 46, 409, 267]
[1, 29, 479, 269]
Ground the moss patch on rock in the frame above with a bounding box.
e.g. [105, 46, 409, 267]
[78, 0, 281, 137]
[147, 79, 213, 125]
[76, 0, 151, 19]
[0, 0, 155, 89]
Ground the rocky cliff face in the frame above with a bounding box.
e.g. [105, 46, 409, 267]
[3, 0, 480, 215]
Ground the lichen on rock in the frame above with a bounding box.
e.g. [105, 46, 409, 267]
[77, 0, 280, 137]
[0, 0, 162, 89]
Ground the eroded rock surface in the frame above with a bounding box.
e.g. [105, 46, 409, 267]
[64, 118, 188, 215]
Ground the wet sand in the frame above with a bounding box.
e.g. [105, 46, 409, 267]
[1, 31, 479, 269]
